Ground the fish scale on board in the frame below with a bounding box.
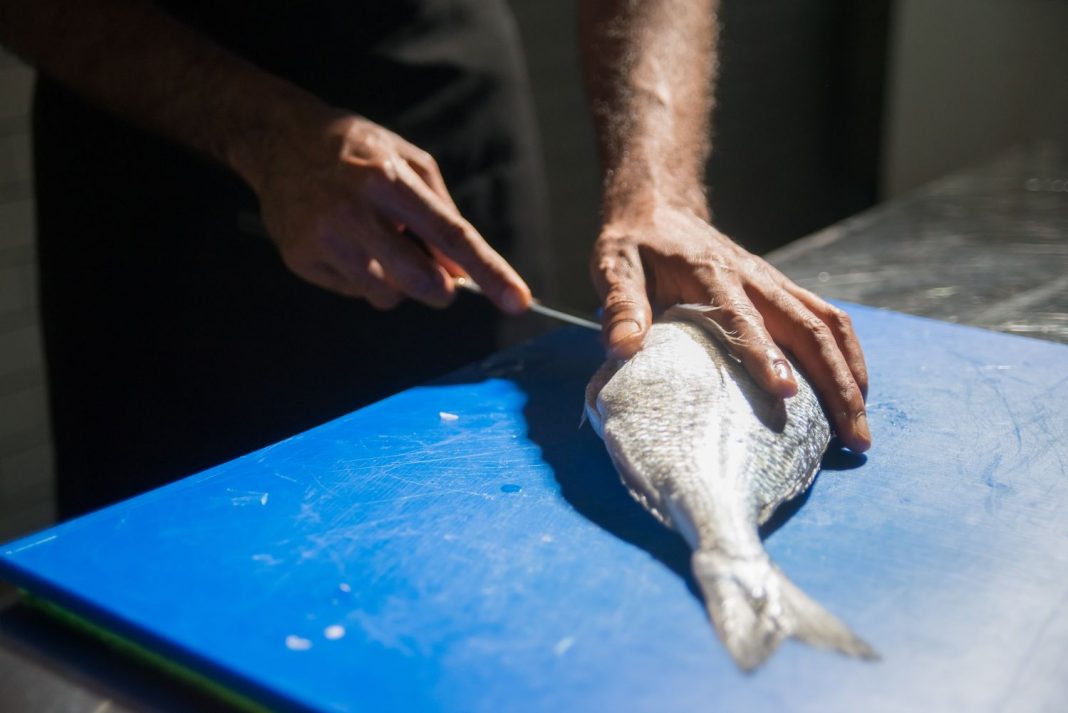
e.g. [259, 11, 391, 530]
[585, 305, 876, 670]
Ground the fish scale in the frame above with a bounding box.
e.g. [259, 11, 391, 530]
[585, 305, 876, 671]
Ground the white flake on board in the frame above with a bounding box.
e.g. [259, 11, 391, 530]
[227, 488, 269, 507]
[324, 625, 346, 640]
[285, 635, 312, 651]
[553, 636, 576, 656]
[439, 411, 460, 422]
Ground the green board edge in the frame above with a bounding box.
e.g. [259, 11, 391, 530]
[20, 589, 271, 713]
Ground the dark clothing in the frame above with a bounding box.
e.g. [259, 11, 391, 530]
[34, 1, 551, 518]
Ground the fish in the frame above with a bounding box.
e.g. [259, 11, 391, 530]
[584, 305, 876, 671]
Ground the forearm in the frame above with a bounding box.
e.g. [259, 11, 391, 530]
[0, 0, 331, 188]
[581, 1, 870, 450]
[579, 0, 718, 221]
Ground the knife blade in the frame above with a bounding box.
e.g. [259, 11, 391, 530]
[455, 277, 601, 331]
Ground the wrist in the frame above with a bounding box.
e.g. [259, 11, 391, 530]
[222, 79, 338, 195]
[601, 169, 710, 227]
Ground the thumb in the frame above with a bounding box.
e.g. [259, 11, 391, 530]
[593, 247, 653, 359]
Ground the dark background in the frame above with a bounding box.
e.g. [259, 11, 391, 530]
[510, 0, 1068, 308]
[1, 0, 1067, 539]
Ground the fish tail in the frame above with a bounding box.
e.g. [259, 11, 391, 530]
[692, 550, 878, 672]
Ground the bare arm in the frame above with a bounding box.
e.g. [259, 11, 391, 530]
[0, 0, 323, 190]
[0, 0, 530, 313]
[580, 0, 871, 452]
[580, 0, 714, 224]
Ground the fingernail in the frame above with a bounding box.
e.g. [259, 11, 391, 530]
[608, 320, 641, 347]
[854, 411, 872, 445]
[773, 360, 793, 382]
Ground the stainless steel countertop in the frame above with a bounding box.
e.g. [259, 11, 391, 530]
[2, 144, 1066, 712]
[767, 143, 1068, 344]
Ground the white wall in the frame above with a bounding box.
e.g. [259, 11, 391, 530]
[884, 0, 1068, 196]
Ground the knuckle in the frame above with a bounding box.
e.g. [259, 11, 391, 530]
[749, 257, 781, 283]
[825, 305, 853, 332]
[593, 246, 639, 285]
[746, 253, 771, 271]
[720, 299, 765, 337]
[596, 254, 633, 281]
[364, 156, 399, 184]
[801, 315, 834, 344]
[435, 222, 469, 250]
[416, 149, 439, 172]
[722, 297, 758, 322]
[603, 289, 642, 314]
[841, 386, 865, 413]
[693, 248, 722, 267]
[693, 258, 735, 287]
[820, 364, 862, 406]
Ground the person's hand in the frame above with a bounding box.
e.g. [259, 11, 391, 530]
[591, 204, 871, 452]
[233, 110, 531, 313]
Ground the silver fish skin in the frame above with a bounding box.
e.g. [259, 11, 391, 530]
[585, 305, 876, 671]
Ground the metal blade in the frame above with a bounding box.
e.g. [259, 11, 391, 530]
[455, 278, 601, 331]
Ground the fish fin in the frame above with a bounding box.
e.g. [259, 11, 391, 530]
[775, 571, 879, 661]
[601, 431, 674, 529]
[756, 451, 827, 526]
[584, 361, 620, 439]
[692, 551, 878, 672]
[665, 304, 748, 350]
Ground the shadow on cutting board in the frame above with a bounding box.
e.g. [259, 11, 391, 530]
[513, 338, 868, 606]
[520, 378, 703, 601]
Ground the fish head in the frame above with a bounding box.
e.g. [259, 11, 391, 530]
[583, 360, 622, 438]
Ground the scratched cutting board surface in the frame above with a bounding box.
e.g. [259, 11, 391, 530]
[2, 304, 1068, 712]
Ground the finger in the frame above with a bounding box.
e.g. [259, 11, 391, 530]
[754, 289, 871, 452]
[364, 222, 454, 308]
[323, 236, 403, 310]
[369, 160, 530, 314]
[428, 245, 465, 279]
[357, 259, 403, 310]
[782, 283, 869, 399]
[691, 278, 798, 398]
[591, 242, 652, 359]
[398, 146, 459, 211]
[278, 232, 401, 309]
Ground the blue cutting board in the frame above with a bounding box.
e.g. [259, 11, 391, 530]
[2, 304, 1067, 712]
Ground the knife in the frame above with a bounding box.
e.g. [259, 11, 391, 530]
[236, 211, 600, 330]
[455, 277, 601, 331]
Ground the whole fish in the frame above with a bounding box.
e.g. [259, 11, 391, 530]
[584, 305, 876, 671]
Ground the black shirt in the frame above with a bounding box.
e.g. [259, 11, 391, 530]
[33, 0, 552, 517]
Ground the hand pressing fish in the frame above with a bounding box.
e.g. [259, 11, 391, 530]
[585, 305, 876, 671]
